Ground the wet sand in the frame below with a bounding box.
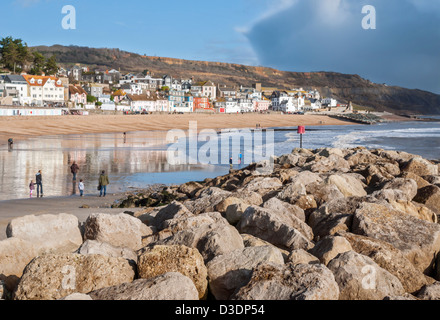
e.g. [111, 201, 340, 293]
[0, 193, 129, 240]
[0, 113, 353, 144]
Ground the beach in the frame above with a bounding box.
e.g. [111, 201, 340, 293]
[0, 193, 127, 241]
[0, 113, 354, 144]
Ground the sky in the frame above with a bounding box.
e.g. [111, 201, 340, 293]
[1, 0, 439, 94]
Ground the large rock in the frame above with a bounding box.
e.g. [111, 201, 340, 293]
[327, 251, 405, 300]
[90, 272, 199, 300]
[325, 174, 367, 198]
[339, 232, 428, 293]
[414, 185, 440, 215]
[388, 201, 437, 223]
[262, 198, 312, 240]
[233, 262, 340, 300]
[6, 213, 83, 254]
[309, 236, 353, 265]
[157, 219, 244, 263]
[214, 197, 248, 214]
[225, 202, 250, 225]
[401, 172, 431, 189]
[346, 149, 382, 167]
[305, 182, 344, 207]
[237, 206, 313, 251]
[242, 177, 283, 196]
[307, 197, 366, 241]
[401, 157, 438, 177]
[137, 245, 208, 299]
[417, 282, 440, 300]
[352, 202, 440, 274]
[241, 234, 290, 260]
[84, 213, 153, 251]
[14, 254, 135, 300]
[286, 249, 320, 266]
[153, 201, 194, 230]
[207, 246, 284, 300]
[184, 187, 231, 215]
[305, 154, 350, 173]
[0, 238, 38, 293]
[277, 171, 322, 204]
[77, 240, 137, 264]
[382, 178, 418, 201]
[178, 181, 204, 198]
[262, 197, 306, 222]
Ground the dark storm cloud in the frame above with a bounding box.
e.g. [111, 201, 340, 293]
[245, 0, 440, 93]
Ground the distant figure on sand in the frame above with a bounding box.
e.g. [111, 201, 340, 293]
[70, 161, 79, 181]
[123, 132, 127, 143]
[29, 180, 34, 198]
[35, 170, 43, 198]
[229, 157, 233, 169]
[98, 170, 109, 197]
[78, 179, 85, 197]
[8, 138, 13, 151]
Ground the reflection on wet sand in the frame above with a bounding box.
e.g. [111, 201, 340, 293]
[0, 131, 227, 201]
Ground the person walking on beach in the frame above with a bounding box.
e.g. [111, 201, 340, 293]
[8, 138, 13, 151]
[70, 161, 79, 181]
[29, 180, 35, 198]
[229, 157, 233, 169]
[78, 179, 85, 197]
[98, 170, 109, 197]
[35, 170, 43, 198]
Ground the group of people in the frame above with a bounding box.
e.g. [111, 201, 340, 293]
[28, 162, 110, 198]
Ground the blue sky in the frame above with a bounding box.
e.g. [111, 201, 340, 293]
[1, 0, 440, 94]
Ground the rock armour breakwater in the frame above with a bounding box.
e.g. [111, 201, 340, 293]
[1, 147, 440, 300]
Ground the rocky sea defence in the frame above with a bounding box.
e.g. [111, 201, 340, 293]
[1, 147, 440, 300]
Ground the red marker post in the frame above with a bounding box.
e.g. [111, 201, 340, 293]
[297, 126, 306, 148]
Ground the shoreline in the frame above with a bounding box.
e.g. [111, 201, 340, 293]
[0, 113, 356, 145]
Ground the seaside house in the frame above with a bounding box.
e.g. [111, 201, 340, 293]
[193, 96, 214, 112]
[3, 75, 28, 105]
[191, 80, 217, 100]
[126, 93, 156, 112]
[85, 83, 105, 98]
[163, 75, 173, 88]
[121, 83, 143, 95]
[271, 91, 305, 113]
[321, 98, 338, 108]
[237, 98, 254, 112]
[253, 97, 271, 112]
[168, 90, 193, 113]
[217, 85, 237, 98]
[22, 75, 65, 107]
[69, 65, 83, 82]
[217, 98, 241, 114]
[112, 89, 127, 104]
[69, 84, 87, 107]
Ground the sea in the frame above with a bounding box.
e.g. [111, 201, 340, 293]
[0, 119, 439, 201]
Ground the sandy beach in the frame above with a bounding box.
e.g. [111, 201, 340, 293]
[0, 113, 353, 144]
[0, 193, 130, 240]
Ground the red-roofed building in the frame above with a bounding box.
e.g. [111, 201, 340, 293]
[23, 75, 65, 106]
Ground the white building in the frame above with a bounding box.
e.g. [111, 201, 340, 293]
[322, 98, 338, 108]
[23, 75, 65, 106]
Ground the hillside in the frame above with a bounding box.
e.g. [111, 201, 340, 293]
[33, 45, 440, 115]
